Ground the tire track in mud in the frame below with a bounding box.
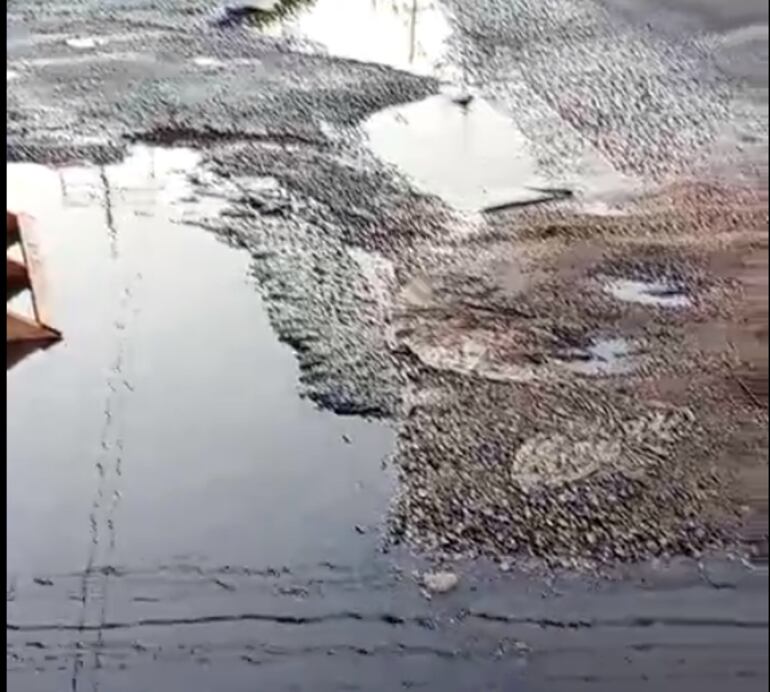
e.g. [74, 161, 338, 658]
[71, 165, 140, 692]
[12, 610, 769, 633]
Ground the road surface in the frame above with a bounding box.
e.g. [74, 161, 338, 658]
[6, 0, 768, 689]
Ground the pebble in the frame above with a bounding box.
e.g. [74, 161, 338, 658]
[422, 570, 459, 594]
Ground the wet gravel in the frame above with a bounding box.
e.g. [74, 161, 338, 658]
[392, 372, 728, 566]
[387, 178, 767, 566]
[445, 0, 737, 180]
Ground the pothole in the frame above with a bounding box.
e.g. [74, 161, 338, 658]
[365, 95, 552, 212]
[217, 0, 456, 78]
[553, 337, 642, 376]
[604, 277, 691, 308]
[65, 36, 109, 50]
[191, 56, 227, 69]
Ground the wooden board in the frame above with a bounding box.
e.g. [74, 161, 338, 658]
[6, 257, 30, 294]
[6, 211, 62, 347]
[7, 211, 20, 249]
[15, 212, 57, 331]
[7, 312, 60, 342]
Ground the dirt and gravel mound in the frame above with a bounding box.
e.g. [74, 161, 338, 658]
[388, 183, 768, 566]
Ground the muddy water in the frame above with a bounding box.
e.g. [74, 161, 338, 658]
[7, 147, 395, 582]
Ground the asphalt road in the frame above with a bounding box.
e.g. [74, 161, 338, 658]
[6, 0, 768, 690]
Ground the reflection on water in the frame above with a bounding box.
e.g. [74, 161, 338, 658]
[252, 0, 455, 77]
[7, 148, 394, 579]
[555, 337, 641, 376]
[604, 277, 691, 308]
[365, 95, 550, 211]
[213, 0, 314, 28]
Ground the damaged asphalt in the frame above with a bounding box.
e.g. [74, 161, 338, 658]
[7, 0, 769, 689]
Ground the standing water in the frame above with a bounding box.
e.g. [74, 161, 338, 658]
[7, 146, 395, 629]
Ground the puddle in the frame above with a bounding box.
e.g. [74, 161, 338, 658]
[403, 330, 644, 382]
[365, 95, 552, 211]
[554, 337, 640, 376]
[7, 147, 394, 578]
[65, 36, 109, 49]
[190, 55, 264, 70]
[247, 0, 456, 78]
[604, 278, 691, 308]
[212, 2, 637, 215]
[191, 56, 227, 69]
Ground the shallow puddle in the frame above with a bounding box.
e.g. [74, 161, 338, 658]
[555, 337, 641, 376]
[7, 147, 394, 580]
[191, 55, 226, 69]
[65, 36, 109, 49]
[228, 1, 639, 215]
[604, 277, 691, 308]
[365, 95, 551, 211]
[249, 0, 455, 78]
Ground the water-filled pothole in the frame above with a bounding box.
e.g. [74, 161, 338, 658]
[65, 36, 109, 50]
[7, 146, 395, 574]
[604, 277, 691, 308]
[217, 0, 456, 78]
[364, 95, 552, 212]
[554, 337, 641, 376]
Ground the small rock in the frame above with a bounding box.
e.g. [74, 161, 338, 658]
[451, 93, 474, 108]
[512, 640, 531, 654]
[422, 570, 459, 594]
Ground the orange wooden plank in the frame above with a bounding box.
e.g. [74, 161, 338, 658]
[6, 258, 30, 301]
[15, 213, 56, 331]
[7, 211, 20, 249]
[7, 311, 61, 342]
[6, 257, 30, 290]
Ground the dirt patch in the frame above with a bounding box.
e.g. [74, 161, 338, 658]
[707, 238, 768, 560]
[389, 181, 768, 566]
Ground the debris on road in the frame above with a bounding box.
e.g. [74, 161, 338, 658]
[421, 570, 460, 594]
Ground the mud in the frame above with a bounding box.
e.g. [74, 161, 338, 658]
[389, 178, 767, 561]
